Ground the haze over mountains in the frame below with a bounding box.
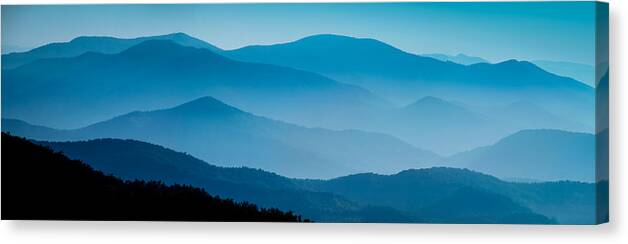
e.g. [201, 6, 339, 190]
[2, 39, 388, 130]
[418, 53, 595, 87]
[2, 96, 441, 179]
[224, 34, 594, 128]
[355, 95, 591, 154]
[531, 60, 595, 87]
[447, 129, 595, 182]
[2, 33, 595, 155]
[419, 53, 595, 87]
[3, 94, 594, 181]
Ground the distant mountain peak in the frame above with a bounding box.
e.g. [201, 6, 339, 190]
[166, 96, 243, 114]
[69, 35, 116, 42]
[421, 53, 489, 65]
[395, 166, 492, 178]
[414, 95, 447, 104]
[449, 128, 595, 182]
[118, 39, 225, 61]
[69, 32, 193, 43]
[399, 96, 483, 128]
[405, 96, 456, 109]
[498, 59, 524, 65]
[289, 34, 395, 50]
[297, 34, 363, 42]
[489, 129, 595, 152]
[165, 32, 190, 37]
[496, 59, 539, 69]
[122, 39, 182, 51]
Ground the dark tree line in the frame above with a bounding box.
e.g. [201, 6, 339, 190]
[1, 133, 308, 222]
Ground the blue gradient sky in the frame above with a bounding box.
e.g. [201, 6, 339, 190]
[1, 2, 597, 64]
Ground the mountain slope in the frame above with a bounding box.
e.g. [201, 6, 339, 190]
[35, 135, 431, 222]
[33, 136, 599, 224]
[224, 34, 594, 126]
[348, 96, 588, 155]
[399, 96, 482, 121]
[2, 96, 441, 179]
[1, 32, 221, 69]
[2, 39, 390, 129]
[374, 96, 491, 154]
[296, 167, 596, 224]
[470, 101, 592, 132]
[1, 133, 305, 222]
[447, 129, 595, 182]
[1, 44, 32, 54]
[532, 60, 595, 86]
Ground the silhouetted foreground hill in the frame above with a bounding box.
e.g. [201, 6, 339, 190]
[1, 133, 306, 222]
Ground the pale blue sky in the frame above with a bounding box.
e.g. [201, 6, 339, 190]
[1, 2, 598, 64]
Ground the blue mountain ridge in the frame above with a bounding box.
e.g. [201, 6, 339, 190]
[1, 96, 441, 179]
[447, 129, 595, 182]
[2, 93, 596, 181]
[531, 60, 595, 86]
[422, 53, 595, 87]
[358, 95, 590, 155]
[1, 32, 220, 69]
[2, 33, 593, 154]
[223, 34, 594, 127]
[2, 39, 390, 129]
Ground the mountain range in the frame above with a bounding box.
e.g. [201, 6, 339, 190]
[2, 95, 597, 182]
[223, 34, 594, 127]
[32, 135, 601, 224]
[3, 95, 595, 182]
[418, 54, 595, 87]
[1, 32, 221, 69]
[3, 33, 594, 126]
[1, 33, 595, 154]
[2, 96, 441, 179]
[2, 39, 389, 130]
[358, 96, 590, 154]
